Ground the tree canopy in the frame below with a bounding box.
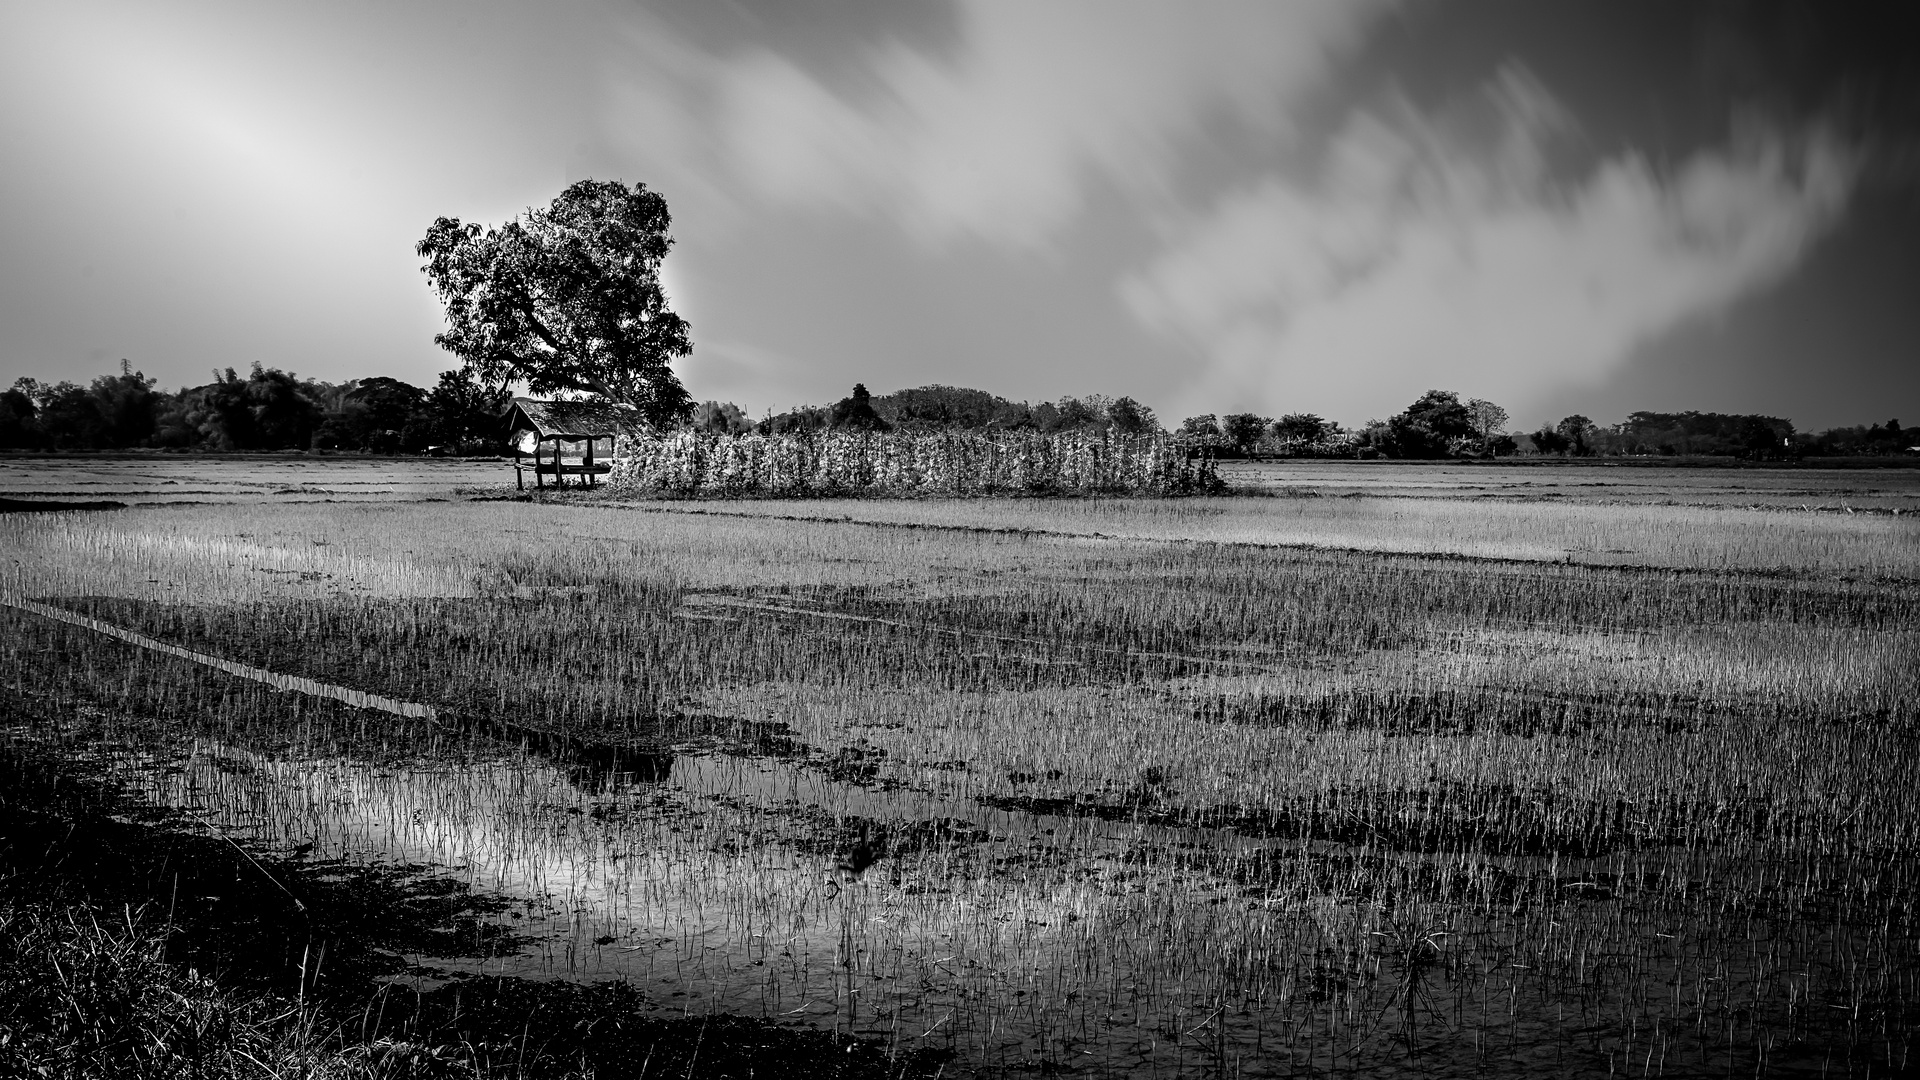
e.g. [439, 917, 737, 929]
[828, 384, 891, 432]
[1273, 413, 1330, 443]
[1106, 396, 1159, 435]
[1386, 390, 1478, 458]
[416, 180, 693, 429]
[1220, 412, 1271, 454]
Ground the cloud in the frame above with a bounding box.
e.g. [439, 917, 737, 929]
[1121, 65, 1862, 424]
[607, 0, 1394, 248]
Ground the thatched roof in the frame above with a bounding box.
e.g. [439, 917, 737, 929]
[504, 398, 642, 440]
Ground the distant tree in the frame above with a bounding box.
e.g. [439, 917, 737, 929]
[1179, 414, 1222, 439]
[324, 376, 429, 453]
[148, 389, 199, 449]
[33, 382, 108, 450]
[1220, 412, 1270, 455]
[1465, 398, 1509, 456]
[1555, 414, 1595, 456]
[1736, 415, 1794, 460]
[0, 380, 38, 448]
[15, 364, 164, 450]
[873, 385, 1032, 431]
[90, 361, 160, 448]
[1045, 396, 1108, 433]
[1529, 424, 1571, 455]
[190, 364, 321, 451]
[757, 405, 831, 435]
[422, 368, 510, 452]
[689, 400, 754, 435]
[416, 179, 694, 428]
[1107, 396, 1159, 436]
[1354, 419, 1394, 458]
[828, 384, 892, 432]
[1272, 413, 1329, 444]
[1386, 390, 1477, 458]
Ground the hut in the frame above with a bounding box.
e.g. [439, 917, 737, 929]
[503, 398, 638, 490]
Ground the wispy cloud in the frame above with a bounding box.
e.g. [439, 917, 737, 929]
[1122, 66, 1861, 424]
[608, 0, 1393, 248]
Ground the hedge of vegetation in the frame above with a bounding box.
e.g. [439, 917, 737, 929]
[606, 430, 1222, 497]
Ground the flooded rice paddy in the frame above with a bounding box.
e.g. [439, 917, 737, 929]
[4, 483, 1919, 1077]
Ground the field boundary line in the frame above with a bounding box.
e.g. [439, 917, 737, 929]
[0, 595, 440, 722]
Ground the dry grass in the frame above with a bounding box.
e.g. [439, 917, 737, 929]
[0, 901, 377, 1080]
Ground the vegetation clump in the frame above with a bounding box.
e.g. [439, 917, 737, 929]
[606, 428, 1222, 497]
[0, 901, 355, 1079]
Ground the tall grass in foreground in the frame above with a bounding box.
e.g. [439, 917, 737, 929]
[0, 902, 370, 1079]
[606, 430, 1222, 497]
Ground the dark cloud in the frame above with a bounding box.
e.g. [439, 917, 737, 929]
[1694, 2, 1920, 125]
[1693, 0, 1920, 186]
[1350, 1, 1913, 168]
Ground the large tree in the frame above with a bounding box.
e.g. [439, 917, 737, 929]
[416, 180, 693, 429]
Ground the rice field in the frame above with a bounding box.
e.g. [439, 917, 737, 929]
[2, 464, 1917, 1077]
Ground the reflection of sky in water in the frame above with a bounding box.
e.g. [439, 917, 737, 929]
[110, 737, 1255, 1058]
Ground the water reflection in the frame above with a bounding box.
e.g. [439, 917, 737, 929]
[102, 729, 1222, 1068]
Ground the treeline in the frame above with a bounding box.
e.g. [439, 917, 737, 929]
[1178, 391, 1514, 459]
[1512, 410, 1918, 460]
[6, 366, 1910, 462]
[734, 384, 1163, 437]
[1173, 392, 1889, 462]
[0, 363, 508, 454]
[701, 385, 1917, 461]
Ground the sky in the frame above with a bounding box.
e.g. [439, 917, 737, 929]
[1, 0, 1915, 431]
